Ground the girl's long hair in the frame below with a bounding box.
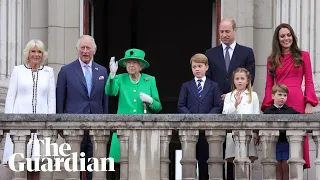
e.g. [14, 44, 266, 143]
[231, 68, 253, 103]
[268, 23, 303, 77]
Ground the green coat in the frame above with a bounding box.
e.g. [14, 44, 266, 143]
[105, 73, 162, 114]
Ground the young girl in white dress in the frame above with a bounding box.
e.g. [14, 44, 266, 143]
[222, 67, 260, 178]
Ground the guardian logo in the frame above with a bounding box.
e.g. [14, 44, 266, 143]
[8, 138, 115, 172]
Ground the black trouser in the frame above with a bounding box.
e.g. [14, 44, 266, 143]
[80, 130, 93, 180]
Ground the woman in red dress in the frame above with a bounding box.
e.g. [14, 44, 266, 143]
[261, 23, 318, 175]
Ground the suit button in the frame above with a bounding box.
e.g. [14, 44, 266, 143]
[133, 99, 137, 102]
[133, 109, 136, 112]
[88, 110, 90, 113]
[199, 103, 202, 106]
[133, 90, 137, 93]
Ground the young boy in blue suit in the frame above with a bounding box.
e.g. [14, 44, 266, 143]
[178, 53, 222, 179]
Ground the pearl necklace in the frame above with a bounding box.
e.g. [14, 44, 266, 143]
[129, 73, 141, 84]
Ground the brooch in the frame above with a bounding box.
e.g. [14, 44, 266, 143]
[99, 76, 104, 80]
[144, 77, 149, 81]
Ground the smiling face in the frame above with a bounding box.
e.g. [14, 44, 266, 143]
[233, 72, 249, 92]
[78, 37, 96, 64]
[278, 28, 293, 53]
[191, 62, 208, 79]
[28, 46, 43, 66]
[126, 59, 142, 75]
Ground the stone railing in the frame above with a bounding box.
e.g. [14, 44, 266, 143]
[0, 114, 320, 180]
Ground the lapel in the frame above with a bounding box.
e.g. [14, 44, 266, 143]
[189, 80, 201, 101]
[218, 45, 228, 74]
[227, 43, 238, 75]
[91, 62, 99, 96]
[72, 60, 88, 91]
[199, 80, 212, 102]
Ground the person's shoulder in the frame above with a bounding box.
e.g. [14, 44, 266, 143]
[301, 51, 310, 60]
[251, 91, 258, 97]
[206, 77, 218, 85]
[236, 43, 253, 52]
[283, 104, 300, 114]
[263, 105, 274, 114]
[61, 59, 78, 70]
[43, 66, 53, 71]
[13, 65, 25, 70]
[205, 45, 221, 53]
[93, 62, 107, 70]
[141, 73, 156, 80]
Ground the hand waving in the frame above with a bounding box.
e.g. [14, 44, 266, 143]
[109, 56, 118, 79]
[234, 91, 243, 109]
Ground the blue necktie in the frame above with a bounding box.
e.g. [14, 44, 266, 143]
[84, 64, 92, 96]
[197, 79, 203, 97]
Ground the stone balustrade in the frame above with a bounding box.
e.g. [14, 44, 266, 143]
[0, 114, 320, 180]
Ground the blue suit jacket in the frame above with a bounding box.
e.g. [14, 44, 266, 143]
[56, 59, 109, 114]
[178, 78, 222, 114]
[205, 43, 255, 94]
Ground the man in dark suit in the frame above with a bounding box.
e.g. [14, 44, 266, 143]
[205, 18, 256, 180]
[56, 35, 109, 180]
[178, 53, 222, 180]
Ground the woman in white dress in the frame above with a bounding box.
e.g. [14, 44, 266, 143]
[3, 39, 56, 179]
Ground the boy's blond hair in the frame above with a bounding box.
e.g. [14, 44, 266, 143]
[272, 84, 289, 95]
[190, 53, 208, 65]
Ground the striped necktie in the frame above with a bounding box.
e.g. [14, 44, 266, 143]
[84, 64, 92, 96]
[197, 79, 203, 97]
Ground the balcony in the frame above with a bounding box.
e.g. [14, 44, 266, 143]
[0, 114, 319, 180]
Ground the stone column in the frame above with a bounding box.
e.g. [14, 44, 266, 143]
[63, 130, 84, 180]
[160, 130, 172, 180]
[10, 130, 31, 180]
[232, 130, 251, 180]
[117, 130, 130, 180]
[205, 130, 225, 180]
[37, 130, 58, 180]
[313, 130, 320, 180]
[89, 129, 110, 180]
[179, 130, 198, 180]
[287, 130, 305, 180]
[259, 130, 279, 180]
[0, 130, 3, 164]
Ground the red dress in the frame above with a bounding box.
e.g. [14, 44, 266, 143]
[261, 51, 318, 168]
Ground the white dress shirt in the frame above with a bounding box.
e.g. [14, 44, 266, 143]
[5, 65, 56, 114]
[221, 41, 236, 60]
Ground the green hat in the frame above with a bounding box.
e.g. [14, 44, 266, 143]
[118, 48, 150, 69]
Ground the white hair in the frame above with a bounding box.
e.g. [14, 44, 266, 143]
[23, 39, 48, 64]
[76, 35, 97, 51]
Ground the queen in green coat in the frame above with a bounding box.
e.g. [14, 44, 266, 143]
[105, 48, 162, 114]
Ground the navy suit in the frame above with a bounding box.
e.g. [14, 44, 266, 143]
[178, 78, 222, 114]
[56, 59, 108, 180]
[178, 78, 222, 180]
[205, 43, 255, 180]
[205, 43, 255, 94]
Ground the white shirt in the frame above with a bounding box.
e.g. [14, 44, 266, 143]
[194, 76, 206, 89]
[222, 89, 260, 114]
[79, 58, 93, 76]
[5, 65, 56, 114]
[222, 41, 236, 60]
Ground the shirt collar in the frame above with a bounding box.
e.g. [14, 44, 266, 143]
[79, 58, 93, 67]
[222, 41, 236, 50]
[233, 89, 249, 94]
[194, 76, 206, 83]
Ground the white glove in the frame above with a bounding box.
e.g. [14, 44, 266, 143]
[109, 56, 118, 79]
[140, 92, 153, 105]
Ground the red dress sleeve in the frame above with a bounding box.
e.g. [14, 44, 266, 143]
[261, 60, 274, 112]
[302, 51, 318, 107]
